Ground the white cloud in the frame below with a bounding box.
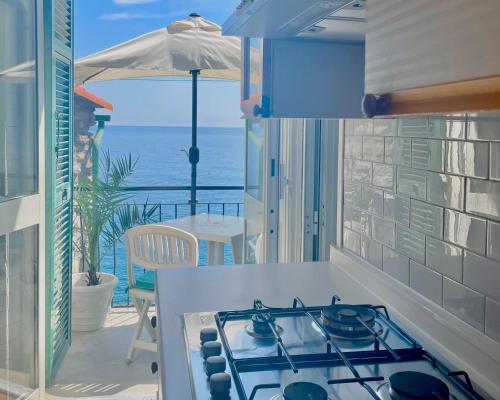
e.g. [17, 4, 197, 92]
[99, 11, 184, 20]
[113, 0, 159, 5]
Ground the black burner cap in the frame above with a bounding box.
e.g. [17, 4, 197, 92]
[389, 371, 450, 400]
[283, 382, 328, 400]
[322, 304, 376, 325]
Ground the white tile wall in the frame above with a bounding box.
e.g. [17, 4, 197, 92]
[426, 237, 463, 282]
[443, 277, 485, 331]
[487, 221, 500, 262]
[426, 172, 464, 211]
[352, 160, 372, 184]
[445, 141, 489, 178]
[343, 115, 500, 344]
[490, 142, 500, 181]
[463, 251, 500, 302]
[395, 225, 425, 264]
[444, 209, 487, 255]
[398, 166, 426, 199]
[383, 193, 410, 226]
[383, 246, 410, 284]
[466, 179, 500, 221]
[373, 163, 395, 190]
[485, 298, 500, 342]
[361, 237, 383, 269]
[411, 139, 445, 172]
[363, 136, 384, 162]
[410, 199, 444, 239]
[410, 260, 443, 305]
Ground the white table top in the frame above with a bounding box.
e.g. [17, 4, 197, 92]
[159, 213, 243, 243]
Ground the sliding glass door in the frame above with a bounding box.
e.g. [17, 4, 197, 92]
[0, 0, 40, 398]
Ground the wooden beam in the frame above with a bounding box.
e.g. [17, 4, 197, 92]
[363, 75, 500, 117]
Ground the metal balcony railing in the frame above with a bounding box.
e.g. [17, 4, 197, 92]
[88, 185, 244, 306]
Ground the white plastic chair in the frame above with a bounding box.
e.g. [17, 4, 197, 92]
[125, 224, 199, 363]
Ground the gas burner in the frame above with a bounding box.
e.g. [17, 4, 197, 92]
[282, 382, 328, 400]
[245, 314, 284, 340]
[321, 304, 377, 339]
[377, 371, 450, 400]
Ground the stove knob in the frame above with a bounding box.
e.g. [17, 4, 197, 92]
[200, 327, 218, 344]
[202, 341, 222, 359]
[210, 372, 231, 398]
[205, 356, 226, 376]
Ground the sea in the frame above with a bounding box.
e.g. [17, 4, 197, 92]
[95, 125, 245, 304]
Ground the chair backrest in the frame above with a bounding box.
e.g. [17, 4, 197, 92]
[125, 224, 199, 287]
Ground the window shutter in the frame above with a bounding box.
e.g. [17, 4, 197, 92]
[45, 0, 73, 385]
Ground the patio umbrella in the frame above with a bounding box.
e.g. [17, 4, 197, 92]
[75, 13, 247, 215]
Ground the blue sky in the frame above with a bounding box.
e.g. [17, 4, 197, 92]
[75, 0, 244, 127]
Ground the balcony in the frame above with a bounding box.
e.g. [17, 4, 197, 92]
[46, 193, 243, 398]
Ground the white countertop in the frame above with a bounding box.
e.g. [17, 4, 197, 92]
[155, 261, 384, 399]
[155, 249, 500, 400]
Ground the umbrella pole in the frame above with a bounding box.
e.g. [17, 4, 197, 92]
[189, 69, 201, 215]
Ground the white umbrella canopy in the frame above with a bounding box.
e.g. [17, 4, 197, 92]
[75, 14, 243, 85]
[75, 13, 250, 216]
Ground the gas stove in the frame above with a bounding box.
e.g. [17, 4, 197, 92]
[182, 295, 485, 400]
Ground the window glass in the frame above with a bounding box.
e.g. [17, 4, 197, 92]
[0, 0, 38, 201]
[0, 225, 38, 396]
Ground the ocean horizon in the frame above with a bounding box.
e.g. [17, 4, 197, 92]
[97, 124, 246, 304]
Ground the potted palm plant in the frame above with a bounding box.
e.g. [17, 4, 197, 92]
[72, 151, 157, 331]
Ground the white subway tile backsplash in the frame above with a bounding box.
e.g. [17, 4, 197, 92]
[384, 193, 410, 226]
[372, 215, 396, 247]
[352, 160, 372, 184]
[467, 112, 500, 141]
[343, 207, 352, 229]
[410, 260, 443, 305]
[466, 179, 500, 221]
[372, 163, 395, 190]
[361, 237, 383, 269]
[426, 172, 464, 211]
[344, 159, 352, 181]
[445, 141, 489, 179]
[353, 119, 373, 136]
[410, 199, 444, 239]
[359, 186, 384, 216]
[344, 229, 361, 255]
[399, 117, 466, 139]
[464, 251, 500, 302]
[395, 225, 426, 264]
[443, 277, 485, 331]
[383, 246, 410, 284]
[345, 135, 363, 159]
[398, 118, 430, 137]
[491, 142, 500, 181]
[397, 167, 426, 199]
[444, 209, 487, 254]
[485, 298, 500, 342]
[411, 139, 445, 172]
[385, 137, 411, 166]
[363, 136, 384, 162]
[343, 114, 500, 344]
[428, 117, 466, 140]
[487, 221, 500, 262]
[374, 119, 397, 136]
[344, 182, 361, 206]
[350, 208, 372, 238]
[426, 237, 463, 282]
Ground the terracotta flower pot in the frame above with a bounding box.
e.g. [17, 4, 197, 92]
[71, 272, 118, 332]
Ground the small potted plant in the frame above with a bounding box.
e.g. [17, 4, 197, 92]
[72, 151, 157, 331]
